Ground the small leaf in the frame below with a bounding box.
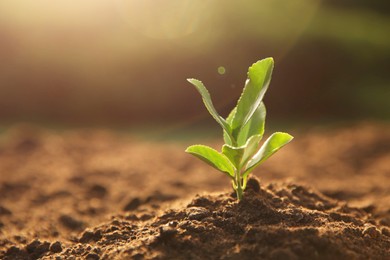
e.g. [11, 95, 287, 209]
[243, 132, 293, 177]
[186, 145, 235, 178]
[226, 107, 237, 125]
[222, 134, 262, 169]
[231, 58, 274, 138]
[240, 134, 262, 168]
[223, 107, 237, 145]
[237, 102, 266, 146]
[187, 79, 232, 138]
[222, 144, 244, 168]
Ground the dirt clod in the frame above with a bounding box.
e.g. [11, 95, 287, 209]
[49, 241, 62, 253]
[381, 227, 390, 237]
[158, 225, 178, 241]
[79, 230, 103, 244]
[123, 198, 142, 211]
[88, 184, 108, 199]
[380, 217, 390, 227]
[86, 252, 100, 260]
[59, 214, 85, 231]
[362, 225, 381, 239]
[4, 246, 28, 260]
[25, 239, 50, 259]
[245, 176, 261, 192]
[187, 207, 210, 221]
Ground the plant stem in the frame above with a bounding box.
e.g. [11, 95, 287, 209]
[235, 168, 243, 200]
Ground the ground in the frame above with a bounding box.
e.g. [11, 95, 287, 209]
[0, 122, 389, 259]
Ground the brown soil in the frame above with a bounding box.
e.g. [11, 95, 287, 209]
[0, 122, 389, 259]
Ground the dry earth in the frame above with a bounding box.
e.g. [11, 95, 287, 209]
[0, 122, 389, 259]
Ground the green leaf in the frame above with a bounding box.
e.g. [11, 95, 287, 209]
[243, 132, 293, 177]
[222, 134, 262, 169]
[223, 107, 237, 145]
[187, 79, 232, 137]
[226, 107, 237, 126]
[222, 144, 244, 169]
[231, 58, 274, 138]
[186, 145, 235, 178]
[240, 134, 262, 168]
[237, 102, 266, 146]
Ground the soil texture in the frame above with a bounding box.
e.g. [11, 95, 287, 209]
[0, 122, 389, 259]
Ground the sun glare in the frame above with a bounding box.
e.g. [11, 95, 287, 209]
[115, 0, 214, 39]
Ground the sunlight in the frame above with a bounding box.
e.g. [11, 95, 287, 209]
[115, 0, 214, 39]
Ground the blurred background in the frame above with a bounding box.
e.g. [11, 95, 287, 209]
[0, 0, 389, 132]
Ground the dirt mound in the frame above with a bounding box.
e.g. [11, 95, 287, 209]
[3, 177, 389, 260]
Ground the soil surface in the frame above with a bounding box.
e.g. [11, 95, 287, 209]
[0, 122, 389, 259]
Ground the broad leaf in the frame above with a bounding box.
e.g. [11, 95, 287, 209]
[237, 102, 266, 146]
[231, 58, 274, 138]
[186, 145, 235, 178]
[187, 79, 232, 138]
[223, 107, 237, 145]
[243, 132, 293, 178]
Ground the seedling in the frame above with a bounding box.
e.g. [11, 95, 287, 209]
[185, 58, 293, 200]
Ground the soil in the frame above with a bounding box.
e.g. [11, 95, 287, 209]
[0, 122, 389, 259]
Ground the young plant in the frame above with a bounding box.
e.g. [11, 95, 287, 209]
[185, 57, 293, 200]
